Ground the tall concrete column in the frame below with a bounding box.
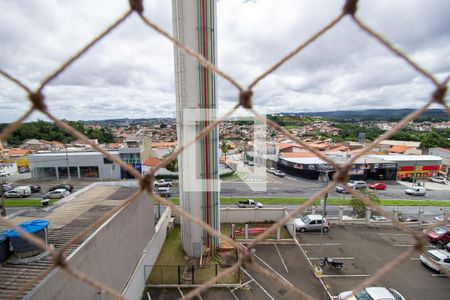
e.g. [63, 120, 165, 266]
[173, 0, 220, 258]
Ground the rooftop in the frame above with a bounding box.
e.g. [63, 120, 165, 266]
[0, 183, 139, 298]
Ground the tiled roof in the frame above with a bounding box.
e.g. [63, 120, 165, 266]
[143, 157, 162, 167]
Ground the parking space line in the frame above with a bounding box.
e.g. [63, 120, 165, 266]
[241, 268, 275, 300]
[241, 244, 293, 287]
[378, 233, 411, 236]
[431, 274, 448, 277]
[229, 288, 240, 300]
[321, 274, 371, 278]
[309, 257, 354, 260]
[393, 244, 434, 247]
[293, 237, 335, 300]
[274, 244, 289, 274]
[177, 287, 184, 297]
[300, 243, 341, 246]
[235, 280, 254, 291]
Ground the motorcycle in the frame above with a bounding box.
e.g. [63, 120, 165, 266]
[319, 257, 343, 269]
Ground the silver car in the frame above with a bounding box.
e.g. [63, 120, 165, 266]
[46, 189, 70, 199]
[293, 214, 329, 233]
[420, 249, 450, 273]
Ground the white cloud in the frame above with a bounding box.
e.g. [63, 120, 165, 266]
[0, 0, 449, 123]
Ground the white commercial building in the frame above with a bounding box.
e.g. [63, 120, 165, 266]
[29, 151, 122, 180]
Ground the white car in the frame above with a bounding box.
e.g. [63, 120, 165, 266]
[338, 287, 405, 300]
[46, 189, 70, 199]
[404, 186, 426, 196]
[428, 177, 447, 184]
[273, 170, 286, 177]
[420, 249, 450, 273]
[0, 171, 10, 177]
[3, 190, 24, 198]
[348, 180, 368, 189]
[293, 215, 329, 233]
[434, 214, 450, 223]
[267, 167, 276, 174]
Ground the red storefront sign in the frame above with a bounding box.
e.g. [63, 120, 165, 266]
[399, 165, 439, 171]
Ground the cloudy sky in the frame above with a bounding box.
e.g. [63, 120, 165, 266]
[0, 0, 449, 123]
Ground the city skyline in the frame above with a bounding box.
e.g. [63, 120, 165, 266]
[1, 0, 449, 122]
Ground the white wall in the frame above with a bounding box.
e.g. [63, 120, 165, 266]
[25, 192, 155, 300]
[220, 208, 287, 223]
[122, 208, 172, 299]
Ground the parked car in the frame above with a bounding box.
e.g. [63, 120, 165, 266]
[237, 199, 263, 208]
[338, 287, 405, 300]
[335, 184, 350, 194]
[48, 184, 74, 193]
[446, 242, 450, 252]
[155, 186, 171, 197]
[247, 161, 255, 166]
[400, 176, 414, 182]
[420, 249, 450, 273]
[154, 179, 173, 187]
[18, 167, 29, 173]
[424, 226, 450, 248]
[434, 214, 450, 223]
[428, 176, 447, 184]
[371, 215, 387, 221]
[4, 190, 28, 198]
[368, 182, 387, 190]
[273, 170, 286, 177]
[46, 189, 70, 199]
[405, 186, 426, 196]
[0, 171, 10, 177]
[399, 215, 418, 222]
[293, 215, 329, 233]
[29, 184, 41, 193]
[348, 180, 368, 189]
[267, 167, 276, 174]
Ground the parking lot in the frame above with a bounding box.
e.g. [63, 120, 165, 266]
[149, 225, 449, 299]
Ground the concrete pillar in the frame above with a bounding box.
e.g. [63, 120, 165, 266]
[277, 227, 281, 240]
[393, 207, 399, 221]
[244, 224, 248, 242]
[311, 206, 316, 215]
[338, 206, 344, 224]
[366, 208, 371, 223]
[418, 207, 424, 229]
[173, 0, 220, 257]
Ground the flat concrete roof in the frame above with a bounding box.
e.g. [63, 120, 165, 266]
[30, 151, 119, 157]
[368, 155, 443, 162]
[0, 183, 139, 299]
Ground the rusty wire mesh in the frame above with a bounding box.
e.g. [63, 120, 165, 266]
[0, 0, 449, 299]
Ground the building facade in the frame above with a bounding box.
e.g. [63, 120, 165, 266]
[29, 151, 122, 180]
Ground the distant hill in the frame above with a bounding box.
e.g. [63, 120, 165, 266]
[277, 109, 449, 122]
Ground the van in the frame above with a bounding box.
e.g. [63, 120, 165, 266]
[13, 186, 32, 197]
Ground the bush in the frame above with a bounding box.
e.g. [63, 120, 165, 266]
[350, 189, 381, 218]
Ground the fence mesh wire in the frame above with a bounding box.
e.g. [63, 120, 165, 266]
[0, 0, 449, 299]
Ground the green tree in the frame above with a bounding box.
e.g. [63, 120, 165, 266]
[220, 139, 229, 162]
[350, 189, 381, 218]
[163, 153, 178, 172]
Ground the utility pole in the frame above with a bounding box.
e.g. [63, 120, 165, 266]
[0, 186, 5, 217]
[65, 145, 71, 179]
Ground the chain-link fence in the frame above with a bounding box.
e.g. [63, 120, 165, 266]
[0, 0, 449, 299]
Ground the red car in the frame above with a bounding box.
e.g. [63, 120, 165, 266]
[424, 226, 450, 248]
[368, 182, 387, 190]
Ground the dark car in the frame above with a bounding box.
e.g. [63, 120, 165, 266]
[29, 184, 41, 193]
[400, 177, 414, 182]
[49, 184, 74, 193]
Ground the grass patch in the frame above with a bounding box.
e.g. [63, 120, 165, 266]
[3, 199, 57, 207]
[162, 197, 450, 207]
[147, 225, 239, 285]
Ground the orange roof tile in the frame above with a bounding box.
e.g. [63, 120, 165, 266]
[278, 143, 302, 150]
[143, 157, 162, 167]
[390, 145, 414, 153]
[7, 149, 32, 155]
[281, 152, 318, 158]
[152, 142, 177, 148]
